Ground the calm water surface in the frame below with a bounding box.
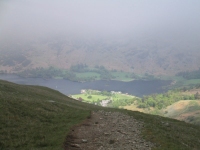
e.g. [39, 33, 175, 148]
[0, 74, 171, 97]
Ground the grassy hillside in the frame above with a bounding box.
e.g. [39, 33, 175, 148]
[1, 80, 200, 149]
[162, 100, 200, 125]
[0, 80, 100, 149]
[123, 87, 200, 126]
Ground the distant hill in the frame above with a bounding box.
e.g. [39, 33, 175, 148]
[124, 87, 200, 125]
[0, 36, 200, 75]
[161, 100, 200, 125]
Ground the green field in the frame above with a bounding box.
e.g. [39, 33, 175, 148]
[75, 71, 134, 81]
[73, 91, 134, 104]
[1, 80, 200, 149]
[73, 94, 107, 102]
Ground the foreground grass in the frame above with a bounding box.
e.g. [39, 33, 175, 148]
[1, 80, 200, 150]
[124, 109, 200, 150]
[0, 80, 100, 150]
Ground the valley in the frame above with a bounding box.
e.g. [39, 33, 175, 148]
[71, 87, 200, 126]
[1, 80, 200, 149]
[1, 0, 200, 149]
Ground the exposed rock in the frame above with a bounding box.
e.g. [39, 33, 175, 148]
[81, 139, 88, 143]
[65, 111, 154, 150]
[70, 144, 81, 148]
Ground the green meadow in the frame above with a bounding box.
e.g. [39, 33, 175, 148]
[72, 90, 134, 104]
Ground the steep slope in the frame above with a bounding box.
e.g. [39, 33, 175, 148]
[162, 100, 200, 125]
[0, 80, 98, 149]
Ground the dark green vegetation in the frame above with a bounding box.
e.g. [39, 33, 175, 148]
[162, 69, 200, 88]
[1, 80, 200, 149]
[17, 65, 155, 82]
[136, 89, 197, 109]
[176, 68, 200, 80]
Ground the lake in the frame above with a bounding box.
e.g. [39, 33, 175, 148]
[0, 74, 171, 97]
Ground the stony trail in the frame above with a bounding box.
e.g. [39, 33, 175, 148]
[65, 111, 154, 150]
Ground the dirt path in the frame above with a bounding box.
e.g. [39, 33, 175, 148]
[64, 111, 154, 150]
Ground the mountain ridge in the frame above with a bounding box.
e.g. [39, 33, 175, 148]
[1, 36, 200, 75]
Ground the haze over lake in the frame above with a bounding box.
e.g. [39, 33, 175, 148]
[0, 74, 170, 97]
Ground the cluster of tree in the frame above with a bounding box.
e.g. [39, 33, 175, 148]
[18, 66, 77, 81]
[100, 91, 112, 96]
[63, 71, 78, 81]
[195, 92, 200, 99]
[176, 68, 200, 79]
[70, 63, 89, 73]
[143, 73, 156, 80]
[87, 95, 92, 99]
[18, 66, 97, 82]
[130, 72, 155, 80]
[136, 90, 199, 109]
[18, 67, 63, 78]
[71, 64, 115, 80]
[111, 99, 135, 108]
[17, 64, 156, 82]
[93, 66, 114, 80]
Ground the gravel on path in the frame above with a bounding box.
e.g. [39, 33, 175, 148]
[65, 110, 154, 150]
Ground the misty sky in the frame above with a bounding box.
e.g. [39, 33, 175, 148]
[0, 0, 200, 40]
